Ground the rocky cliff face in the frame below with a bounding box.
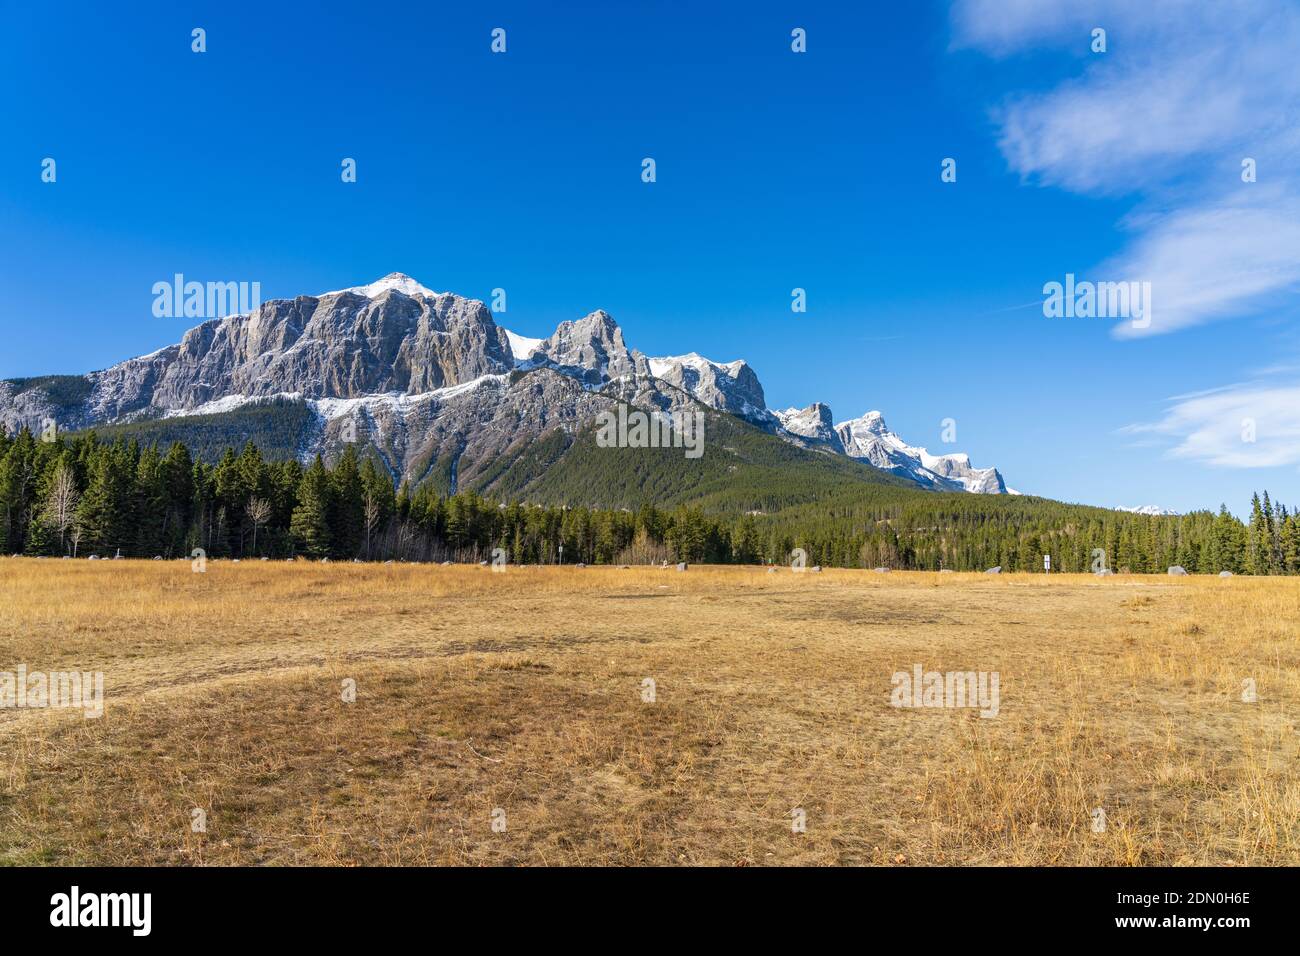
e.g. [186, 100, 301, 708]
[774, 403, 844, 452]
[84, 279, 512, 421]
[528, 310, 645, 385]
[0, 273, 1015, 493]
[646, 353, 772, 426]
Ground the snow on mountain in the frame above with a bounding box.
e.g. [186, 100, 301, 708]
[320, 272, 441, 300]
[165, 374, 511, 421]
[834, 410, 1008, 494]
[1116, 505, 1180, 516]
[502, 329, 545, 362]
[646, 353, 773, 426]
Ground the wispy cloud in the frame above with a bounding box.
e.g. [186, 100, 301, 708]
[952, 0, 1300, 337]
[1122, 381, 1300, 468]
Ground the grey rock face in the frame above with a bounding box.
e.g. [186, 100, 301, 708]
[645, 353, 772, 426]
[304, 367, 624, 486]
[86, 283, 512, 419]
[774, 403, 844, 452]
[531, 310, 645, 385]
[0, 381, 73, 435]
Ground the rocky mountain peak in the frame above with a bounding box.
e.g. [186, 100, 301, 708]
[644, 353, 770, 426]
[774, 403, 843, 451]
[534, 310, 640, 384]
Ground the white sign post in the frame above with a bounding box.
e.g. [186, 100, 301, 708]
[1043, 554, 1051, 572]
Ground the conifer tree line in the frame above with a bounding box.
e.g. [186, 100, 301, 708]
[2, 427, 1298, 573]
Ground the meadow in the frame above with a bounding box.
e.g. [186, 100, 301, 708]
[0, 559, 1296, 866]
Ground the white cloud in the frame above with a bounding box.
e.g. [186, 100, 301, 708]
[952, 0, 1300, 337]
[1123, 382, 1300, 467]
[1106, 190, 1300, 338]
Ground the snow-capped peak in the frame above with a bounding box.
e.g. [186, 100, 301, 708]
[647, 352, 771, 425]
[834, 410, 1008, 494]
[1116, 505, 1180, 516]
[321, 272, 441, 300]
[647, 352, 747, 379]
[841, 409, 888, 433]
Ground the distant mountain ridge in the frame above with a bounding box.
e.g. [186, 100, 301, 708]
[0, 273, 1014, 494]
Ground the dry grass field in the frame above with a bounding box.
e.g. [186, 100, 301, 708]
[0, 558, 1297, 866]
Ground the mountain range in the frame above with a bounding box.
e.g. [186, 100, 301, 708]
[0, 273, 1014, 497]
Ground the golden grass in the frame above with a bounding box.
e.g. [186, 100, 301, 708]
[0, 559, 1296, 865]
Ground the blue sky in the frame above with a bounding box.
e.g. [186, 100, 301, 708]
[2, 0, 1298, 514]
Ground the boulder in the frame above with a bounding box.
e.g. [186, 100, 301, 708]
[1167, 565, 1188, 576]
[985, 566, 1001, 574]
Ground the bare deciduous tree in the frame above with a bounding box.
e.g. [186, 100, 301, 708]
[41, 463, 79, 554]
[396, 520, 414, 561]
[246, 497, 272, 554]
[364, 492, 380, 559]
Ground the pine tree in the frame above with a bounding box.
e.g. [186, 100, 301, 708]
[160, 442, 194, 556]
[289, 456, 333, 558]
[1211, 505, 1244, 573]
[329, 445, 365, 558]
[1282, 509, 1300, 574]
[75, 442, 134, 555]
